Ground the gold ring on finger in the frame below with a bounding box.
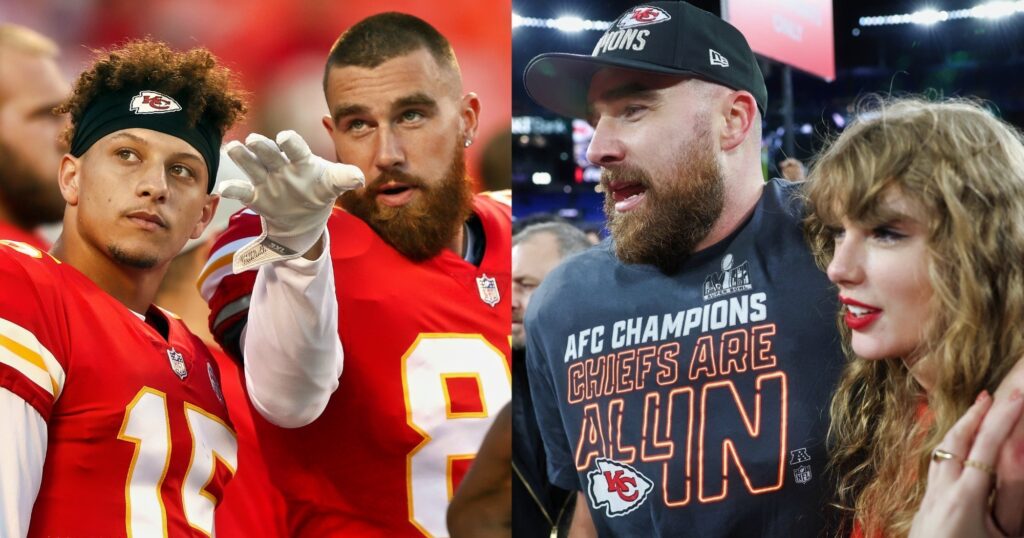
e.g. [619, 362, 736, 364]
[932, 448, 961, 463]
[963, 459, 995, 475]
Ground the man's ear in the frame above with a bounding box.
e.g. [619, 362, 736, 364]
[58, 154, 81, 205]
[322, 114, 336, 138]
[719, 91, 758, 153]
[460, 92, 481, 147]
[189, 194, 220, 240]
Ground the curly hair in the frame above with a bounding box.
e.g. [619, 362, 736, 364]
[804, 97, 1024, 537]
[56, 39, 246, 146]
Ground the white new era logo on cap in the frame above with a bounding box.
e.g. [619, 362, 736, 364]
[709, 49, 729, 67]
[130, 91, 181, 114]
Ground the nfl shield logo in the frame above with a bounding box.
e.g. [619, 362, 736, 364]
[476, 274, 500, 307]
[793, 465, 812, 484]
[167, 348, 188, 380]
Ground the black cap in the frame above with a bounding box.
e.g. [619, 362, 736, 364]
[524, 2, 767, 119]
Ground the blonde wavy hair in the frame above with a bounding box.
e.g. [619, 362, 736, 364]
[804, 97, 1024, 537]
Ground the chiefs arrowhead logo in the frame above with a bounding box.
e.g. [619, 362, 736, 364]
[586, 458, 654, 517]
[130, 91, 182, 114]
[617, 6, 672, 29]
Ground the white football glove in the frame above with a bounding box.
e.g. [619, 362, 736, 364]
[217, 131, 364, 273]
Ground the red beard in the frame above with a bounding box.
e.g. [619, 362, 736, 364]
[339, 144, 474, 261]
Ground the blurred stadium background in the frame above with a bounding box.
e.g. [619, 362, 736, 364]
[0, 0, 511, 190]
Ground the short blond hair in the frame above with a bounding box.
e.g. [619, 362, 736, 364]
[0, 24, 58, 57]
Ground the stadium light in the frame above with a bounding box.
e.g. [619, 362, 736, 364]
[511, 14, 612, 32]
[551, 16, 587, 32]
[972, 1, 1020, 19]
[859, 0, 1024, 26]
[910, 8, 947, 25]
[532, 172, 552, 185]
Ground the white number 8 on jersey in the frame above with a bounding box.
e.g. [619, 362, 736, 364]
[401, 334, 511, 537]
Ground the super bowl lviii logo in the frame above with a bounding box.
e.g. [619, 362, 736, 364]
[586, 458, 654, 517]
[703, 253, 752, 301]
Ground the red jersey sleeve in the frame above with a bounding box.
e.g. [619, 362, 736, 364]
[198, 210, 262, 360]
[0, 240, 68, 420]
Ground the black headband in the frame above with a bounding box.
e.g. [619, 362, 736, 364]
[69, 88, 222, 192]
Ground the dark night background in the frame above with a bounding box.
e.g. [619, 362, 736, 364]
[511, 0, 1024, 226]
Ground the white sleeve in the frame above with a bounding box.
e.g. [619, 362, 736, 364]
[242, 231, 343, 428]
[0, 387, 46, 538]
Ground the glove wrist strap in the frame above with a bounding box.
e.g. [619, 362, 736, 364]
[231, 216, 320, 272]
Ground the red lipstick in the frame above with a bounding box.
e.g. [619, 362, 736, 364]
[839, 296, 881, 331]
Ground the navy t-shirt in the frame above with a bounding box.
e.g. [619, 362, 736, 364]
[525, 179, 843, 537]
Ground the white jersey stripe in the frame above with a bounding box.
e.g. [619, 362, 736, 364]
[197, 237, 257, 301]
[0, 317, 64, 399]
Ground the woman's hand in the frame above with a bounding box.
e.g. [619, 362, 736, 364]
[992, 359, 1024, 536]
[910, 390, 1024, 538]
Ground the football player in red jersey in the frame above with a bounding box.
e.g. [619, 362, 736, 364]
[0, 24, 69, 250]
[201, 12, 512, 537]
[0, 40, 252, 537]
[156, 187, 289, 537]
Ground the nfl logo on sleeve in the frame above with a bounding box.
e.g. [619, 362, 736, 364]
[475, 274, 501, 307]
[586, 458, 654, 517]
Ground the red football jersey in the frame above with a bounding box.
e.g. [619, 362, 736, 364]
[210, 346, 288, 537]
[0, 221, 49, 251]
[202, 195, 512, 537]
[0, 240, 236, 537]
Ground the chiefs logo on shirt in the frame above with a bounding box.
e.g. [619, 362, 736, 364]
[587, 458, 654, 517]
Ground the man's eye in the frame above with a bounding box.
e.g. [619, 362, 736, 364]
[623, 105, 646, 119]
[347, 119, 368, 132]
[401, 110, 424, 122]
[117, 149, 139, 162]
[170, 164, 195, 178]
